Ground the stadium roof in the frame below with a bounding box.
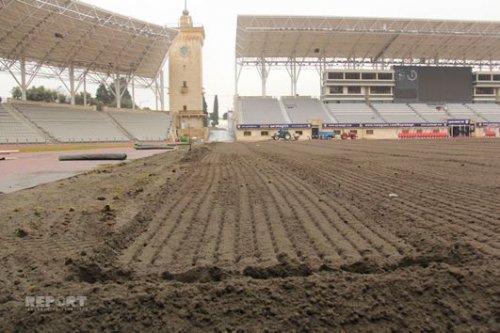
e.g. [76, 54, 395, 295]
[236, 15, 500, 63]
[0, 0, 178, 78]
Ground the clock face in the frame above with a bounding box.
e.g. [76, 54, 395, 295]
[180, 46, 189, 57]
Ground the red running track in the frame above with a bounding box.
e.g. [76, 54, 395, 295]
[0, 148, 169, 193]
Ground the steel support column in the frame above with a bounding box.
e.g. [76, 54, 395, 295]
[154, 78, 159, 111]
[160, 70, 165, 111]
[257, 57, 270, 97]
[287, 58, 302, 96]
[131, 77, 135, 110]
[69, 64, 75, 105]
[234, 55, 243, 97]
[83, 73, 87, 106]
[261, 59, 267, 97]
[115, 73, 121, 109]
[235, 56, 238, 96]
[315, 57, 326, 99]
[20, 58, 27, 101]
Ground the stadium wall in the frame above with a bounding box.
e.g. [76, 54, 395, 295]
[236, 128, 312, 142]
[235, 126, 455, 141]
[476, 125, 500, 138]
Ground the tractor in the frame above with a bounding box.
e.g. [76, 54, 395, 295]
[272, 129, 294, 141]
[341, 132, 357, 140]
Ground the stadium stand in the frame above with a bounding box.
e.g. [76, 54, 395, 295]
[408, 104, 450, 122]
[371, 103, 425, 123]
[106, 111, 172, 141]
[12, 103, 128, 143]
[326, 103, 385, 123]
[467, 104, 500, 122]
[0, 104, 46, 144]
[240, 97, 287, 124]
[446, 104, 486, 121]
[282, 97, 335, 123]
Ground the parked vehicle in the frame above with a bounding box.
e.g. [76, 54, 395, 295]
[272, 129, 293, 141]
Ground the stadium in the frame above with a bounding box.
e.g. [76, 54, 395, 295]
[234, 16, 500, 141]
[0, 1, 499, 332]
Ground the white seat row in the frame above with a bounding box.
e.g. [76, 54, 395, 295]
[15, 104, 128, 142]
[371, 103, 424, 123]
[327, 103, 385, 123]
[240, 97, 287, 124]
[0, 105, 46, 143]
[282, 97, 334, 123]
[107, 111, 172, 141]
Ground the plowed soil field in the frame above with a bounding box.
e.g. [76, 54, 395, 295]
[0, 140, 499, 332]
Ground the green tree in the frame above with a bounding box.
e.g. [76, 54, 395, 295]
[95, 83, 113, 105]
[223, 112, 228, 120]
[210, 94, 219, 127]
[202, 94, 209, 127]
[11, 85, 94, 105]
[110, 78, 133, 108]
[96, 78, 136, 109]
[11, 87, 22, 100]
[57, 93, 68, 104]
[75, 92, 94, 106]
[11, 86, 61, 103]
[26, 86, 53, 102]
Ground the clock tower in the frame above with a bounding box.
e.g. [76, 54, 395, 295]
[169, 3, 206, 138]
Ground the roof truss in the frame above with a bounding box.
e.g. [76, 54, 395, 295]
[0, 0, 178, 79]
[236, 15, 500, 65]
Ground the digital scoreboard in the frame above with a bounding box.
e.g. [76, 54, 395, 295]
[394, 66, 473, 103]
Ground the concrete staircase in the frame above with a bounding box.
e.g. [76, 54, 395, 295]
[321, 102, 338, 123]
[463, 104, 488, 122]
[278, 98, 293, 124]
[367, 103, 388, 123]
[406, 104, 430, 122]
[6, 103, 57, 143]
[102, 112, 137, 141]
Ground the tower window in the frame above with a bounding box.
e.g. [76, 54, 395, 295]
[183, 81, 187, 88]
[183, 105, 187, 111]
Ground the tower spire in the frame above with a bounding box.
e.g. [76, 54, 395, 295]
[183, 0, 189, 16]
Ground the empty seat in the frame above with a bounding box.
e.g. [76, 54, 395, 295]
[239, 97, 287, 124]
[0, 104, 46, 143]
[371, 103, 425, 123]
[326, 103, 385, 123]
[467, 104, 500, 122]
[108, 111, 172, 141]
[409, 104, 450, 122]
[282, 97, 335, 123]
[14, 104, 128, 142]
[446, 104, 484, 121]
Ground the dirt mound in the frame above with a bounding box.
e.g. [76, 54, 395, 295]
[340, 258, 384, 274]
[180, 145, 210, 163]
[342, 242, 484, 275]
[161, 266, 229, 283]
[243, 255, 313, 279]
[67, 261, 131, 284]
[243, 263, 312, 279]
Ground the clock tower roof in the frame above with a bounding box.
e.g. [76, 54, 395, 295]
[179, 0, 193, 29]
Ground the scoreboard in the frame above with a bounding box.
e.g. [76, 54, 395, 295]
[394, 66, 473, 103]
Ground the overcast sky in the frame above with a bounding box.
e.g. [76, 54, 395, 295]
[2, 0, 500, 112]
